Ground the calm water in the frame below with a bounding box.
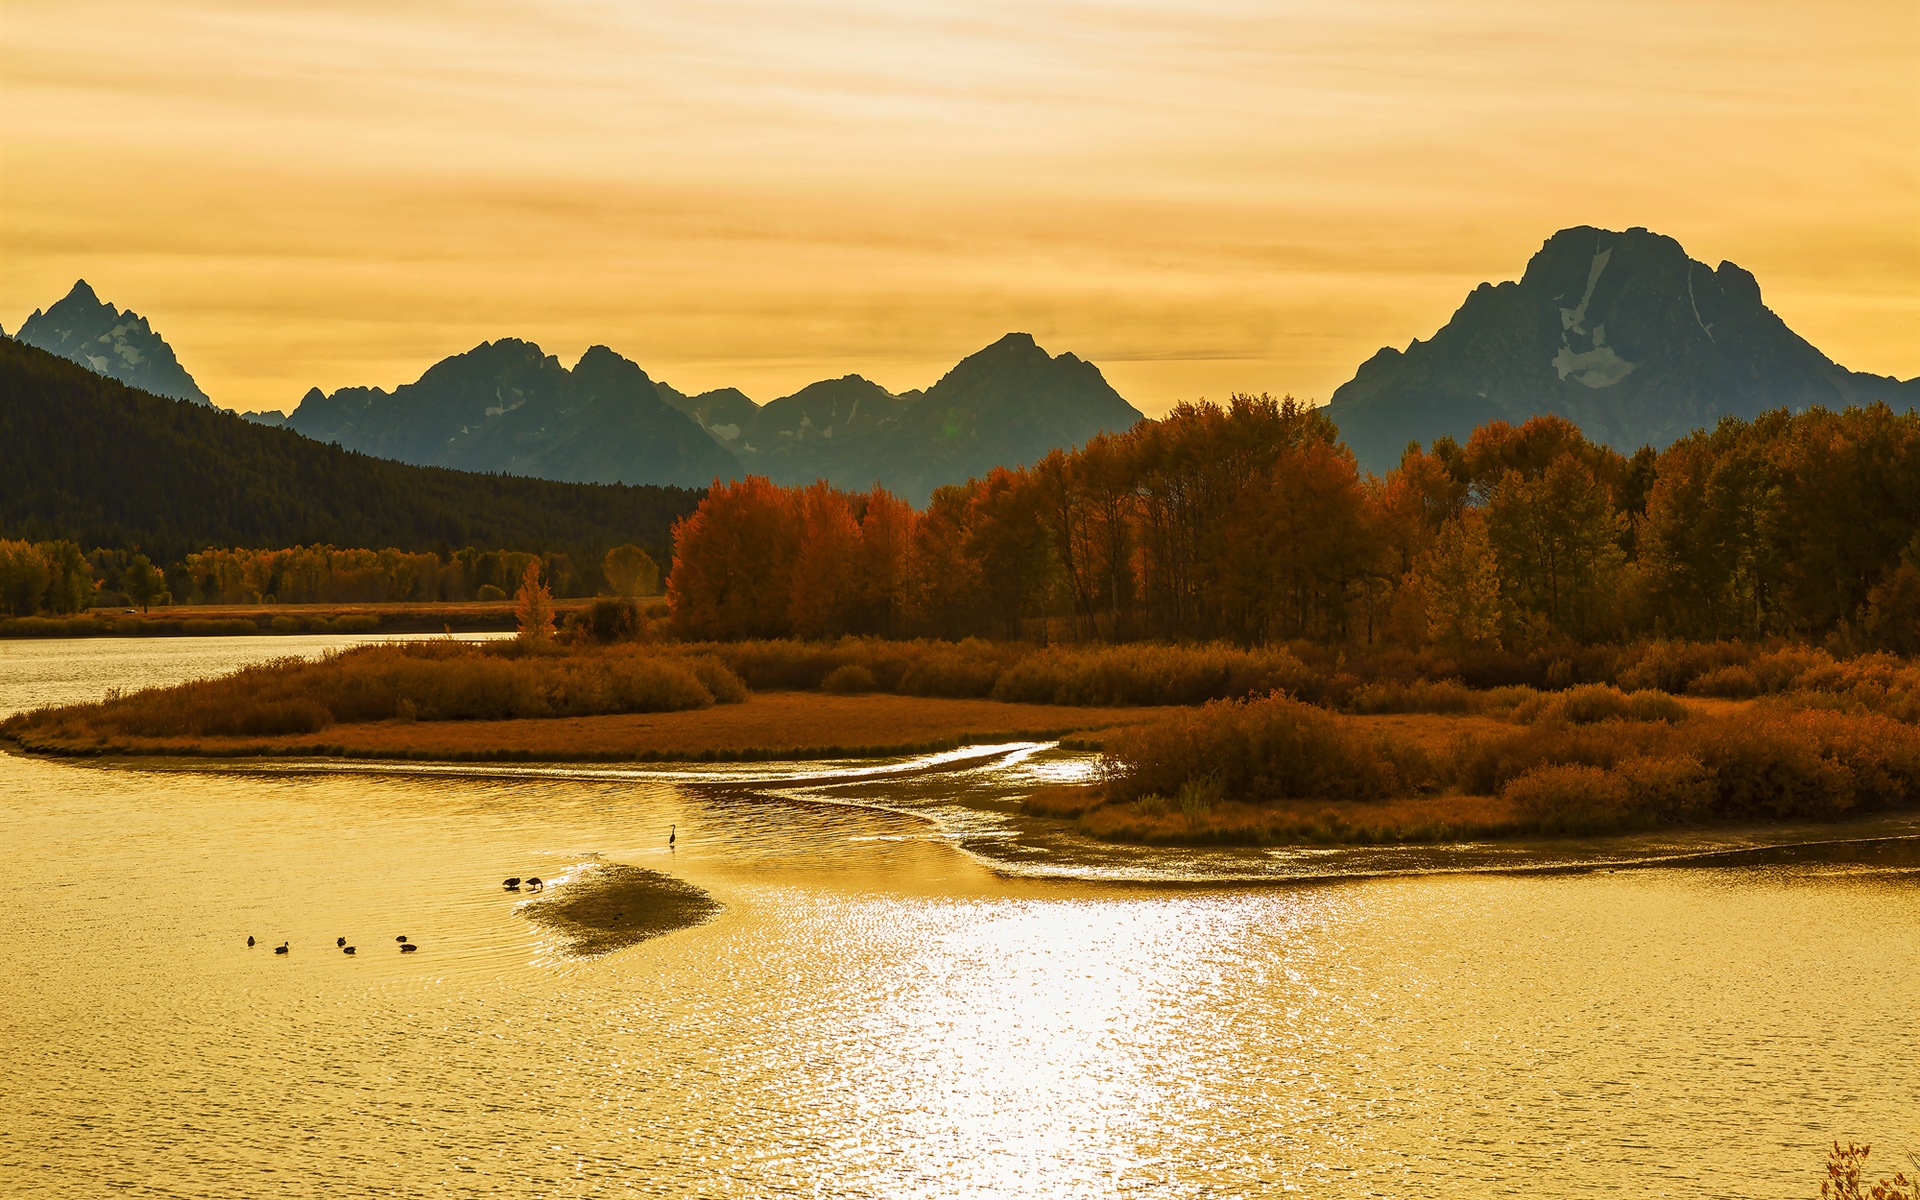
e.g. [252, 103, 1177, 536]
[1, 637, 1915, 1198]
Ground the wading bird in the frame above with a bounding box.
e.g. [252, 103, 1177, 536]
[526, 877, 544, 891]
[669, 825, 676, 849]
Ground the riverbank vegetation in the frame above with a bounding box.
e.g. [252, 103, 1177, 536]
[9, 632, 1920, 842]
[2, 683, 1168, 761]
[3, 640, 750, 743]
[1030, 691, 1920, 844]
[0, 539, 666, 621]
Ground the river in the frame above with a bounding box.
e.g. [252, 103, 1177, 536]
[1, 635, 1914, 1197]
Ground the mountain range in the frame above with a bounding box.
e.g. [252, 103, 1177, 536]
[282, 331, 1144, 503]
[1324, 225, 1920, 473]
[10, 226, 1916, 495]
[281, 340, 739, 491]
[11, 280, 213, 406]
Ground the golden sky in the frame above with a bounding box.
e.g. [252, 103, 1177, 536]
[3, 0, 1916, 415]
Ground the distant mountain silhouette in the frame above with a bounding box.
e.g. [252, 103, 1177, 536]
[13, 280, 213, 406]
[285, 333, 1140, 499]
[833, 334, 1143, 502]
[650, 337, 1142, 498]
[284, 340, 738, 489]
[1324, 226, 1920, 473]
[655, 382, 759, 451]
[736, 375, 909, 482]
[0, 339, 699, 562]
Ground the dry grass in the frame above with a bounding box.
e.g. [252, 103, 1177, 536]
[7, 692, 1180, 761]
[1039, 693, 1920, 846]
[1073, 793, 1522, 845]
[2, 641, 748, 742]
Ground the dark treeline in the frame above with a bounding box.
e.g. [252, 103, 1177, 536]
[668, 395, 1920, 651]
[0, 339, 698, 574]
[0, 539, 664, 614]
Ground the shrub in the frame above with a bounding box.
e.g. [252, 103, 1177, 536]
[1103, 694, 1426, 805]
[1345, 678, 1482, 715]
[1616, 641, 1750, 694]
[580, 598, 640, 644]
[820, 664, 877, 694]
[233, 698, 333, 736]
[1511, 684, 1688, 726]
[269, 615, 301, 633]
[681, 655, 749, 704]
[990, 642, 1312, 707]
[1, 641, 748, 741]
[476, 584, 507, 602]
[1690, 665, 1760, 698]
[1501, 764, 1635, 834]
[1749, 646, 1838, 692]
[1611, 754, 1715, 823]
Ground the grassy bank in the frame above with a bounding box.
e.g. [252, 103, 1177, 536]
[4, 640, 750, 746]
[4, 691, 1171, 761]
[1028, 691, 1920, 844]
[11, 634, 1920, 845]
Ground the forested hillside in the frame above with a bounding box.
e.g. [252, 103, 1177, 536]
[0, 339, 700, 566]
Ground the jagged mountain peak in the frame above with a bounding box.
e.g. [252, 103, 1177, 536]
[1324, 225, 1919, 473]
[56, 278, 103, 308]
[284, 337, 734, 489]
[13, 279, 212, 406]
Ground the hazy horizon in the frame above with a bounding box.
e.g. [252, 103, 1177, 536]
[4, 0, 1915, 416]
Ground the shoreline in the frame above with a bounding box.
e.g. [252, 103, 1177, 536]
[1, 691, 1175, 763]
[0, 600, 599, 640]
[16, 741, 1918, 879]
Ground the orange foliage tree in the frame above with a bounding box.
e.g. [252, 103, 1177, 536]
[659, 401, 1920, 650]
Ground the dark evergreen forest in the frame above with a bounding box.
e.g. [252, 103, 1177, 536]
[0, 339, 700, 571]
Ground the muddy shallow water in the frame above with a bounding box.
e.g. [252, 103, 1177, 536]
[2, 636, 1915, 1198]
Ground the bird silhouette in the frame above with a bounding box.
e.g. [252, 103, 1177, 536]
[247, 935, 255, 947]
[336, 936, 346, 947]
[504, 877, 521, 890]
[343, 946, 356, 955]
[274, 942, 289, 955]
[526, 877, 544, 891]
[669, 825, 676, 849]
[396, 935, 407, 943]
[400, 943, 418, 954]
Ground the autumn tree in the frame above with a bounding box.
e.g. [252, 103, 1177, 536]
[514, 558, 555, 643]
[123, 554, 165, 612]
[1408, 510, 1504, 650]
[1219, 439, 1376, 642]
[789, 483, 863, 638]
[851, 487, 916, 636]
[666, 476, 801, 639]
[602, 544, 660, 598]
[1485, 457, 1627, 642]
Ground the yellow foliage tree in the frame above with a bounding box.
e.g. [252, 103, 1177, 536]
[1411, 510, 1504, 650]
[602, 544, 659, 598]
[514, 559, 555, 643]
